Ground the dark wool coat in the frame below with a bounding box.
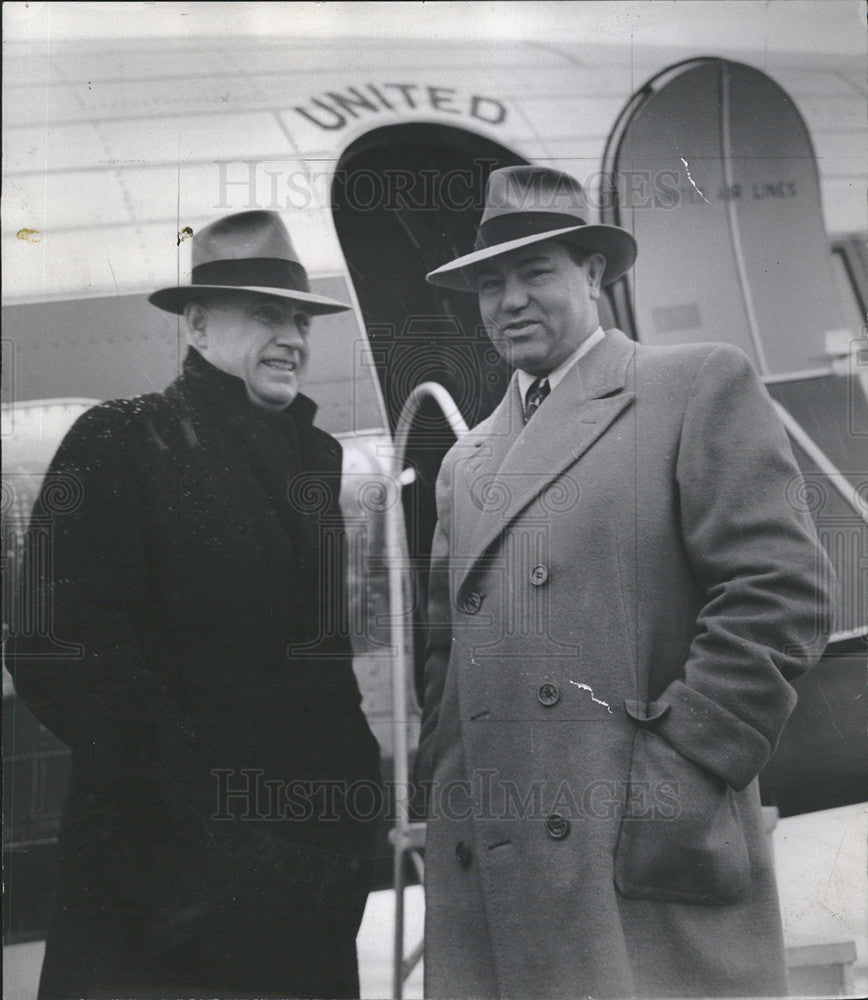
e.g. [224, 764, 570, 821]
[10, 348, 381, 999]
[417, 330, 834, 999]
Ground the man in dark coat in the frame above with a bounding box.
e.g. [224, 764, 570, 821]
[9, 211, 382, 999]
[416, 167, 835, 998]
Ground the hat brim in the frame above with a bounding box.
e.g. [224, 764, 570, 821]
[426, 224, 637, 291]
[148, 284, 352, 316]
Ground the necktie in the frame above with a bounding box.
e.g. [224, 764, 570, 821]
[523, 377, 550, 423]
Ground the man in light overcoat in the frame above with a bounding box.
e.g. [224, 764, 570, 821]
[416, 165, 834, 998]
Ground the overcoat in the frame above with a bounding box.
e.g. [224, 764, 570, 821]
[417, 329, 833, 999]
[10, 348, 381, 999]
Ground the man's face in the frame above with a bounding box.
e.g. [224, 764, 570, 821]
[186, 292, 311, 409]
[476, 240, 604, 376]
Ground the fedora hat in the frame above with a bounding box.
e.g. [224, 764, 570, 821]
[150, 210, 352, 315]
[426, 165, 637, 290]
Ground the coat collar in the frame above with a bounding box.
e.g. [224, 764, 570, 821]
[166, 348, 340, 479]
[458, 329, 636, 590]
[179, 346, 318, 428]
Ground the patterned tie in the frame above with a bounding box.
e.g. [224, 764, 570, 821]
[523, 377, 551, 423]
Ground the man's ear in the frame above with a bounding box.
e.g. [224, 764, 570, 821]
[586, 254, 607, 299]
[183, 301, 208, 349]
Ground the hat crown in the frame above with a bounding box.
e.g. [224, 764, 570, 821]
[191, 210, 302, 268]
[148, 210, 351, 315]
[481, 166, 590, 226]
[425, 164, 637, 292]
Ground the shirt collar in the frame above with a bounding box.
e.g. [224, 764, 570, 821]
[516, 326, 605, 402]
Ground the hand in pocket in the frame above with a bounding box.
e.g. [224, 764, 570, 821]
[614, 728, 749, 904]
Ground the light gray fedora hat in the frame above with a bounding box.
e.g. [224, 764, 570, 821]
[150, 210, 352, 315]
[426, 165, 637, 290]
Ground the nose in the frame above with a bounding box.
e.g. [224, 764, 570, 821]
[273, 319, 307, 351]
[500, 273, 530, 313]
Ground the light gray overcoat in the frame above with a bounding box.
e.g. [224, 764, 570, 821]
[417, 329, 833, 999]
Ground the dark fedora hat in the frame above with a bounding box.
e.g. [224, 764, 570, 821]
[149, 210, 352, 315]
[426, 165, 637, 290]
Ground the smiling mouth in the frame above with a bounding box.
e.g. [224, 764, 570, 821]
[501, 320, 539, 334]
[262, 358, 298, 372]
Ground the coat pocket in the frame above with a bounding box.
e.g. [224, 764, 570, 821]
[614, 725, 749, 904]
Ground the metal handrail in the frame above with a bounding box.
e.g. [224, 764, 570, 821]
[388, 382, 469, 999]
[393, 381, 471, 463]
[769, 399, 868, 526]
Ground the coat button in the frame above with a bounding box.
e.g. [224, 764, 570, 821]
[455, 841, 473, 868]
[461, 591, 483, 614]
[537, 682, 560, 707]
[546, 813, 570, 840]
[530, 565, 548, 586]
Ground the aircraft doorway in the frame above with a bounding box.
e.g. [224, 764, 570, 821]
[332, 123, 528, 429]
[333, 125, 527, 698]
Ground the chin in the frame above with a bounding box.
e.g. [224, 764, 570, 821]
[249, 388, 297, 410]
[513, 354, 548, 375]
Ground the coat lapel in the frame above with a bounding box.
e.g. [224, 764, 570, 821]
[467, 372, 525, 475]
[458, 330, 636, 591]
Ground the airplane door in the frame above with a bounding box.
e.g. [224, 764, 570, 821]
[603, 58, 854, 375]
[333, 123, 526, 430]
[332, 124, 527, 699]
